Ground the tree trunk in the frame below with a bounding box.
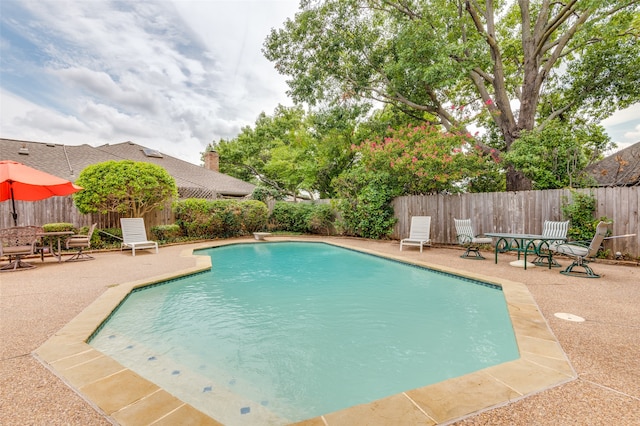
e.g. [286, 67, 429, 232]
[506, 165, 532, 191]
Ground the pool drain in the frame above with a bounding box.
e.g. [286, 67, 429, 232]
[554, 312, 585, 322]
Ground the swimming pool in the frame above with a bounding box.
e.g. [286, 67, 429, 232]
[90, 242, 519, 425]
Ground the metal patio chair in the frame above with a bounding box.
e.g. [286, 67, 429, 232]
[454, 218, 493, 259]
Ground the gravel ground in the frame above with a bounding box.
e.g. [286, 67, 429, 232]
[1, 237, 638, 425]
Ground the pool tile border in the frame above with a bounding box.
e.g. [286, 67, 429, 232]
[34, 238, 576, 426]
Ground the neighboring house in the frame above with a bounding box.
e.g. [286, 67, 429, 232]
[584, 141, 640, 187]
[0, 138, 255, 198]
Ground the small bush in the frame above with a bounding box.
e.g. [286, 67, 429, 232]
[240, 200, 269, 233]
[151, 224, 183, 243]
[173, 199, 268, 239]
[42, 222, 75, 232]
[269, 202, 313, 233]
[269, 202, 337, 234]
[562, 191, 610, 242]
[307, 204, 335, 235]
[41, 222, 76, 248]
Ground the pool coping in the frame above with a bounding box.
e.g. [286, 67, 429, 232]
[34, 238, 576, 426]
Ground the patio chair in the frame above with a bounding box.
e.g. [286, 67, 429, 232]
[120, 218, 158, 256]
[454, 218, 492, 259]
[532, 220, 569, 267]
[0, 226, 39, 271]
[400, 216, 431, 252]
[65, 223, 97, 262]
[551, 221, 609, 278]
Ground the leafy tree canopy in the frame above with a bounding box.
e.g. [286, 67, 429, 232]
[264, 0, 640, 191]
[503, 119, 611, 189]
[74, 160, 177, 217]
[354, 124, 489, 194]
[211, 104, 364, 199]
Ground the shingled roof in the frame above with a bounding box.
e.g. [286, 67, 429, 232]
[584, 142, 640, 187]
[0, 138, 255, 198]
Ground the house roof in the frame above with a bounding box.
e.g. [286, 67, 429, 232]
[584, 142, 640, 187]
[0, 138, 255, 198]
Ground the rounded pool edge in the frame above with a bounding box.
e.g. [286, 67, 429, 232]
[34, 237, 577, 426]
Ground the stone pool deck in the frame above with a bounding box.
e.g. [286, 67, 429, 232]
[1, 236, 638, 425]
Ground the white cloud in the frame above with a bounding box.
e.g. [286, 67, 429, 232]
[1, 0, 636, 165]
[1, 0, 298, 165]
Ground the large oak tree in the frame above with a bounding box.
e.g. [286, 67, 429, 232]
[264, 0, 640, 191]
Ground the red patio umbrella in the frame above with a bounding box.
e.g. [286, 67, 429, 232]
[0, 160, 82, 226]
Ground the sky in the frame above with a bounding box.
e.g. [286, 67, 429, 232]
[1, 0, 638, 166]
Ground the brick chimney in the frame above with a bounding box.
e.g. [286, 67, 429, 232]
[204, 150, 219, 172]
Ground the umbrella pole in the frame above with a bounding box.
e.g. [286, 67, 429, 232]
[10, 185, 18, 226]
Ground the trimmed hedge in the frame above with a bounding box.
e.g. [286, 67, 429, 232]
[173, 199, 268, 239]
[269, 202, 336, 235]
[150, 224, 183, 243]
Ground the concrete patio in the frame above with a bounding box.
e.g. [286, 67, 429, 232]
[1, 236, 638, 425]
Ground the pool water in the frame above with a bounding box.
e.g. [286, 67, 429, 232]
[90, 242, 519, 425]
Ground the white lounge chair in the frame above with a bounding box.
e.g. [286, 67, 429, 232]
[120, 218, 158, 256]
[454, 218, 492, 259]
[400, 216, 431, 252]
[551, 221, 608, 278]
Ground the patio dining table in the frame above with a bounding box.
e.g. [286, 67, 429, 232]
[37, 231, 74, 263]
[484, 232, 566, 270]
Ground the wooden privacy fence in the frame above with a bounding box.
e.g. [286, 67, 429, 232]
[2, 187, 638, 257]
[0, 197, 174, 231]
[392, 187, 640, 258]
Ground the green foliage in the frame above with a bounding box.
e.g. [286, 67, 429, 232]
[240, 201, 270, 233]
[561, 191, 610, 242]
[264, 0, 640, 191]
[74, 160, 177, 217]
[268, 202, 336, 234]
[333, 167, 398, 239]
[504, 121, 613, 189]
[251, 185, 286, 202]
[173, 199, 268, 239]
[307, 204, 335, 235]
[94, 228, 122, 249]
[42, 222, 75, 232]
[354, 124, 488, 194]
[269, 202, 314, 233]
[150, 224, 183, 243]
[211, 104, 361, 199]
[41, 222, 75, 248]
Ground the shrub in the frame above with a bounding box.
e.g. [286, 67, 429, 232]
[561, 191, 610, 242]
[173, 199, 268, 239]
[268, 202, 337, 234]
[41, 222, 76, 248]
[269, 202, 312, 233]
[240, 200, 269, 233]
[151, 224, 183, 243]
[97, 228, 123, 246]
[333, 169, 398, 239]
[307, 204, 335, 235]
[42, 222, 75, 232]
